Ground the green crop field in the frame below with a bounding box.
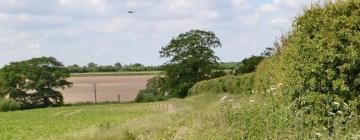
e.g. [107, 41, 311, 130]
[0, 101, 172, 139]
[0, 94, 219, 140]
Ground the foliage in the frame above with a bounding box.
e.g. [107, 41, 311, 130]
[0, 71, 6, 98]
[160, 30, 222, 97]
[187, 0, 360, 137]
[0, 98, 20, 112]
[135, 75, 168, 102]
[1, 57, 72, 109]
[189, 73, 255, 95]
[218, 62, 239, 70]
[279, 0, 360, 135]
[66, 62, 163, 73]
[234, 55, 264, 75]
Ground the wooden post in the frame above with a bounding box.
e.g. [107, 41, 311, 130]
[118, 94, 121, 103]
[93, 83, 97, 104]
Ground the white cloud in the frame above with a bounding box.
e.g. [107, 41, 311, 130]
[58, 0, 109, 13]
[0, 12, 69, 24]
[270, 16, 290, 24]
[0, 0, 18, 5]
[231, 0, 250, 10]
[238, 13, 260, 25]
[0, 0, 325, 66]
[259, 4, 277, 13]
[26, 42, 41, 50]
[198, 9, 219, 20]
[274, 0, 302, 7]
[101, 18, 127, 32]
[167, 0, 195, 11]
[0, 37, 15, 44]
[259, 0, 318, 13]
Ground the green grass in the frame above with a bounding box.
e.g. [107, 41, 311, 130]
[0, 94, 219, 140]
[3, 92, 356, 139]
[0, 102, 169, 140]
[70, 71, 161, 77]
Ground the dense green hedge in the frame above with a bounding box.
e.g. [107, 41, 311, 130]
[278, 0, 360, 133]
[188, 73, 255, 95]
[189, 0, 360, 136]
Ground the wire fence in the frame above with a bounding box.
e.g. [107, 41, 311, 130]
[61, 83, 145, 104]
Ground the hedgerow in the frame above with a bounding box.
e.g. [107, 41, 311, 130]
[188, 73, 255, 95]
[190, 0, 360, 137]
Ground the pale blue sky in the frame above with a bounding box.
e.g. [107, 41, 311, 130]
[0, 0, 321, 66]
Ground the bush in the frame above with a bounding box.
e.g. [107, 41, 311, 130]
[235, 55, 264, 75]
[189, 73, 255, 95]
[188, 0, 360, 137]
[279, 0, 360, 135]
[0, 98, 20, 112]
[135, 75, 169, 102]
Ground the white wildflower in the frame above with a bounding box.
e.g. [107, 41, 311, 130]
[337, 111, 343, 115]
[333, 102, 340, 106]
[328, 111, 336, 116]
[315, 133, 322, 137]
[220, 96, 228, 101]
[249, 100, 255, 103]
[232, 106, 241, 109]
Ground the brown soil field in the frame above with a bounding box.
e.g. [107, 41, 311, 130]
[59, 75, 153, 103]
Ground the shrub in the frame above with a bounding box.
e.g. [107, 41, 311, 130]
[0, 98, 20, 112]
[189, 73, 255, 95]
[135, 75, 169, 102]
[235, 55, 264, 75]
[280, 0, 360, 135]
[135, 90, 156, 102]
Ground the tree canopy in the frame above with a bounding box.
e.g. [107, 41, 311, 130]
[235, 55, 264, 75]
[0, 57, 72, 109]
[160, 30, 222, 97]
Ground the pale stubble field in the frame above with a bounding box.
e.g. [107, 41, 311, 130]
[59, 75, 153, 103]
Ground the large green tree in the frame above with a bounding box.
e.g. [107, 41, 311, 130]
[160, 30, 222, 97]
[1, 57, 72, 108]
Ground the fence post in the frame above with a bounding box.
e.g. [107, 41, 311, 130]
[118, 94, 121, 103]
[93, 83, 97, 104]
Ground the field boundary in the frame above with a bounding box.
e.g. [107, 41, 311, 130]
[70, 71, 161, 77]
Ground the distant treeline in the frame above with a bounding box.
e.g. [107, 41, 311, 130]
[66, 62, 163, 73]
[66, 62, 243, 73]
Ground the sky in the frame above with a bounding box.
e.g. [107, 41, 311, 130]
[0, 0, 322, 66]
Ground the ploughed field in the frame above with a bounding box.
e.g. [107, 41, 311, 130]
[60, 75, 153, 103]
